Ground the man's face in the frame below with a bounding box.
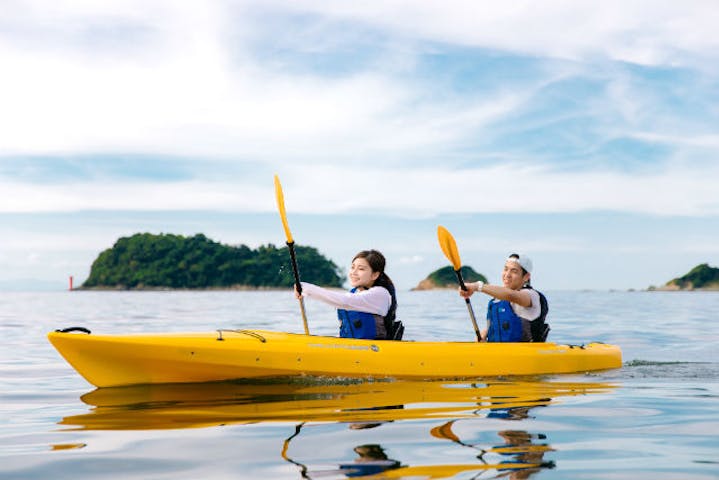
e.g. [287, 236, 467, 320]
[502, 259, 530, 290]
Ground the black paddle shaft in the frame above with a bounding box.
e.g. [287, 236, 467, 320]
[287, 241, 302, 294]
[455, 268, 481, 342]
[454, 269, 468, 291]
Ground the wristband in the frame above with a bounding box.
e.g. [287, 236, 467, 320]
[475, 281, 484, 293]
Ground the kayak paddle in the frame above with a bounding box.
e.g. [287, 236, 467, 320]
[274, 175, 310, 335]
[437, 225, 481, 342]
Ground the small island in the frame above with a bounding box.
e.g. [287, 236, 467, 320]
[413, 265, 487, 290]
[649, 263, 719, 291]
[81, 233, 343, 290]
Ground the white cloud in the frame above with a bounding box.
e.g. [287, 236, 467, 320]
[276, 1, 719, 65]
[398, 255, 424, 265]
[629, 132, 719, 150]
[0, 0, 717, 217]
[1, 0, 717, 158]
[2, 161, 717, 216]
[0, 179, 268, 212]
[283, 163, 719, 217]
[0, 45, 421, 158]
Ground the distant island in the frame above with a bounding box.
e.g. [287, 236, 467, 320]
[649, 263, 719, 291]
[81, 233, 343, 290]
[413, 266, 487, 290]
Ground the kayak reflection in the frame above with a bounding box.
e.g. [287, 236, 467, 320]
[62, 377, 612, 430]
[279, 393, 559, 480]
[282, 423, 402, 479]
[60, 378, 613, 478]
[281, 420, 553, 479]
[431, 420, 555, 479]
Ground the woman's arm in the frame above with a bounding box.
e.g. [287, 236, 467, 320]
[300, 282, 391, 315]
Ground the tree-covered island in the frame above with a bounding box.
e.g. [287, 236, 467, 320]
[648, 263, 719, 291]
[413, 265, 487, 290]
[81, 233, 343, 289]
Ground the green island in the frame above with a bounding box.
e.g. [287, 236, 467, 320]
[413, 265, 487, 290]
[81, 233, 343, 290]
[649, 263, 719, 291]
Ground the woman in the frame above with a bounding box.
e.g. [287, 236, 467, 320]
[296, 249, 400, 340]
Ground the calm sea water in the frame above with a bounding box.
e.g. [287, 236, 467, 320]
[1, 290, 718, 479]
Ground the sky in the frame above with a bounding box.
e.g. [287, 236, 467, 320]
[1, 0, 718, 291]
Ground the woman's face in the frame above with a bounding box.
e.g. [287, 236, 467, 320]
[502, 259, 530, 290]
[349, 257, 380, 288]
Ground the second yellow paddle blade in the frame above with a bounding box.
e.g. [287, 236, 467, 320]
[437, 225, 462, 271]
[274, 175, 294, 244]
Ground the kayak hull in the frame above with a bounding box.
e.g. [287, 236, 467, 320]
[48, 329, 622, 387]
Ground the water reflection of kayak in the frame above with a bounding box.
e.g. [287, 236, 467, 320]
[281, 412, 557, 479]
[362, 462, 549, 479]
[48, 328, 622, 387]
[60, 377, 615, 430]
[62, 379, 594, 479]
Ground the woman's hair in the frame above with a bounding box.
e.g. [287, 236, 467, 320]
[353, 249, 392, 287]
[353, 249, 397, 318]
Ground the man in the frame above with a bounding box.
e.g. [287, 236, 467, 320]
[460, 253, 549, 342]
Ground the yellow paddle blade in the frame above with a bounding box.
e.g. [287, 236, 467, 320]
[437, 225, 462, 270]
[430, 420, 461, 442]
[274, 174, 294, 244]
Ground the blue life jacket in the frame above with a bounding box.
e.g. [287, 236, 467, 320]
[486, 299, 526, 342]
[337, 288, 382, 339]
[486, 287, 548, 342]
[337, 308, 379, 339]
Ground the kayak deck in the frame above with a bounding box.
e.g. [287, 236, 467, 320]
[48, 329, 623, 387]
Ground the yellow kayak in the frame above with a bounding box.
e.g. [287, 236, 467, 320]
[48, 328, 622, 388]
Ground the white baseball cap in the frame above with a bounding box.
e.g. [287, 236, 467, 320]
[507, 254, 532, 273]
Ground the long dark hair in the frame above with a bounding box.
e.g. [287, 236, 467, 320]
[353, 249, 397, 320]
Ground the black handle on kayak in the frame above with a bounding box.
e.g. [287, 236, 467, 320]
[55, 326, 92, 334]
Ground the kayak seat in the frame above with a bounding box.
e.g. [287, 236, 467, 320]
[533, 324, 550, 342]
[388, 320, 404, 341]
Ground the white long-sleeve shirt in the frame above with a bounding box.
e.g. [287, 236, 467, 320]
[300, 282, 391, 316]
